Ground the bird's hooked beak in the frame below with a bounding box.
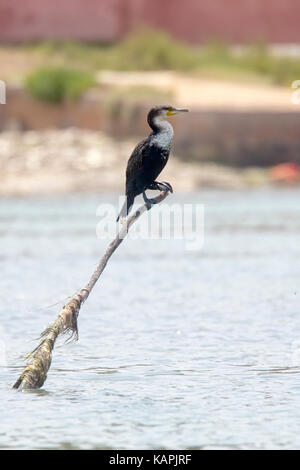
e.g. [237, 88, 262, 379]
[166, 108, 189, 116]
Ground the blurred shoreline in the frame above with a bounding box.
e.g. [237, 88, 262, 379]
[2, 78, 300, 168]
[1, 37, 300, 195]
[0, 128, 278, 197]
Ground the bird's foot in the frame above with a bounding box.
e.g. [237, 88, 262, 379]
[160, 181, 173, 193]
[143, 190, 154, 210]
[143, 191, 157, 211]
[149, 181, 173, 193]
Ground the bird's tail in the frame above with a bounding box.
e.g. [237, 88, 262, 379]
[116, 194, 134, 222]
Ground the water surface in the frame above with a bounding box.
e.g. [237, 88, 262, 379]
[1, 189, 300, 449]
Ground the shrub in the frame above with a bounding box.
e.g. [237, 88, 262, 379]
[25, 66, 95, 103]
[108, 29, 198, 71]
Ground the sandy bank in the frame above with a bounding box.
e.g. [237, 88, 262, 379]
[0, 129, 271, 196]
[98, 71, 298, 112]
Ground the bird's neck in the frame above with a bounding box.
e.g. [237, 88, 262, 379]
[149, 117, 174, 139]
[149, 121, 173, 149]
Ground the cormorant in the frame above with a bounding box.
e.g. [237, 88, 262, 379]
[117, 105, 189, 221]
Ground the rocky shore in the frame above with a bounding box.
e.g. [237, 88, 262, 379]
[0, 128, 270, 196]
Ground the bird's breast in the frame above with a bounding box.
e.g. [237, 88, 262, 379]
[150, 130, 173, 149]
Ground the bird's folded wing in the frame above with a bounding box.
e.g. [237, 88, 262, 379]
[126, 138, 150, 184]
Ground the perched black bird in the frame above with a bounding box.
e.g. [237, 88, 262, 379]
[117, 105, 188, 221]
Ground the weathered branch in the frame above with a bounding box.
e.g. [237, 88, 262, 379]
[13, 190, 170, 390]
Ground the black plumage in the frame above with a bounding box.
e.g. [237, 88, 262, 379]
[117, 105, 188, 221]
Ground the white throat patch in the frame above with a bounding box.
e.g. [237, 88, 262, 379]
[151, 118, 174, 148]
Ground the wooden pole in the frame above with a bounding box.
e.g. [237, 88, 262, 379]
[13, 190, 170, 390]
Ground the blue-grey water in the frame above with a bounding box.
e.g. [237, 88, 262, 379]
[1, 189, 300, 450]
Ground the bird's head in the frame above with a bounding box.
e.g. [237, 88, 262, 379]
[147, 105, 189, 131]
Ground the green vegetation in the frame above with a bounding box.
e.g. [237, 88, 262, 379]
[25, 66, 95, 103]
[106, 30, 196, 70]
[196, 41, 300, 86]
[23, 30, 196, 72]
[11, 29, 300, 88]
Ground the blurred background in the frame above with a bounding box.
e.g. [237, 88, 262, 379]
[2, 0, 300, 451]
[1, 0, 300, 192]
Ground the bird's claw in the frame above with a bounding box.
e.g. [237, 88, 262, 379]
[159, 181, 173, 193]
[143, 181, 172, 210]
[145, 201, 152, 211]
[143, 190, 155, 210]
[149, 181, 173, 193]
